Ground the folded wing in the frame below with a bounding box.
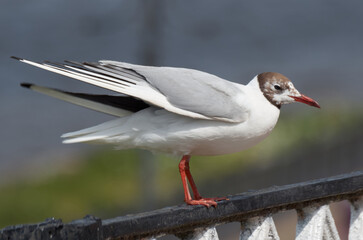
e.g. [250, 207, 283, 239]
[14, 57, 248, 123]
[20, 83, 149, 117]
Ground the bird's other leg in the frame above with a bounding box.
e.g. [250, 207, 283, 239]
[179, 155, 227, 207]
[182, 155, 202, 200]
[178, 155, 193, 202]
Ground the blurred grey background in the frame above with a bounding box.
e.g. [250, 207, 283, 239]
[1, 1, 363, 238]
[2, 0, 363, 177]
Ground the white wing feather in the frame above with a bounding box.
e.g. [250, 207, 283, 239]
[18, 58, 248, 123]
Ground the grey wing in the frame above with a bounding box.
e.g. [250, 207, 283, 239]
[102, 61, 249, 122]
[101, 61, 247, 122]
[16, 57, 248, 122]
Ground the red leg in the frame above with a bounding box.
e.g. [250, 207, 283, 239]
[182, 155, 202, 200]
[178, 155, 228, 207]
[178, 155, 193, 202]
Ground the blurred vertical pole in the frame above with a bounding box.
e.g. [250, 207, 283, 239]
[137, 0, 164, 210]
[139, 0, 164, 66]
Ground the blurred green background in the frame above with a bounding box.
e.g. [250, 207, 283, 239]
[1, 1, 363, 239]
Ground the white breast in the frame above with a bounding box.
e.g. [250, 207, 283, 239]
[184, 82, 280, 156]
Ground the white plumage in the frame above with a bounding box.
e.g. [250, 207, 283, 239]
[14, 57, 319, 207]
[16, 58, 282, 156]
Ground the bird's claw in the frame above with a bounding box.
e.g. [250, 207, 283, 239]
[186, 197, 228, 208]
[199, 197, 229, 201]
[186, 199, 217, 208]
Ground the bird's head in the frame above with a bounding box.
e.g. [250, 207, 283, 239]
[257, 72, 320, 109]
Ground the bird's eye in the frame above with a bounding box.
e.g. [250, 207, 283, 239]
[274, 85, 282, 90]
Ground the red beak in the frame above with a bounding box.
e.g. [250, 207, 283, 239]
[290, 94, 320, 108]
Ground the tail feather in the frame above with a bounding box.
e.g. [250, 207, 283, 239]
[62, 118, 129, 144]
[61, 118, 124, 139]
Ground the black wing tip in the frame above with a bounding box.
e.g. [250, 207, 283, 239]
[20, 83, 33, 89]
[11, 56, 23, 61]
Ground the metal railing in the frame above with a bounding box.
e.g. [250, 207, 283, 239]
[1, 171, 363, 240]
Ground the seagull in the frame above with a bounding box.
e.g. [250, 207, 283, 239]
[12, 56, 320, 207]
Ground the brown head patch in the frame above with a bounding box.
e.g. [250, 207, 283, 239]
[257, 72, 294, 109]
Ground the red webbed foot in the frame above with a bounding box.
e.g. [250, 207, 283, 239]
[197, 196, 229, 202]
[186, 196, 228, 208]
